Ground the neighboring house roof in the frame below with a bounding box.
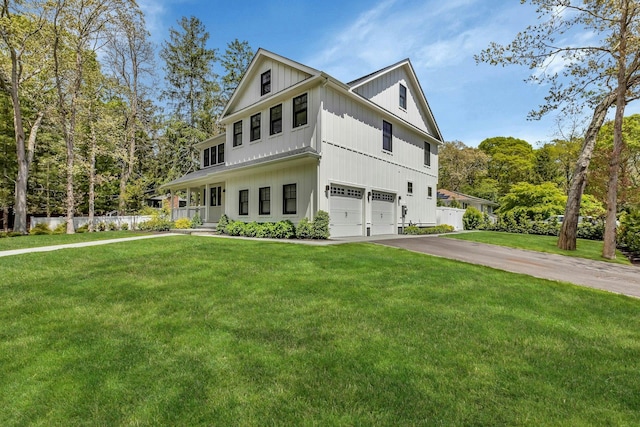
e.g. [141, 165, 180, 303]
[437, 189, 498, 207]
[161, 147, 320, 189]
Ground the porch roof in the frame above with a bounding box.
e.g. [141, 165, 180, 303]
[160, 146, 320, 190]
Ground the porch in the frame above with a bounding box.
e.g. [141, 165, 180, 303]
[169, 182, 225, 225]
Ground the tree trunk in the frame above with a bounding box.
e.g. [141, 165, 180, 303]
[602, 6, 629, 259]
[558, 91, 616, 250]
[88, 117, 97, 232]
[8, 56, 28, 234]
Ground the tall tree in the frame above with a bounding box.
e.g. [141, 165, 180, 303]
[478, 136, 534, 195]
[438, 140, 489, 193]
[159, 16, 217, 176]
[218, 39, 253, 107]
[477, 0, 640, 251]
[105, 6, 154, 215]
[160, 16, 217, 129]
[0, 0, 50, 233]
[52, 0, 130, 233]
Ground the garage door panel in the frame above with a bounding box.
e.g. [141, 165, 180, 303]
[329, 185, 363, 238]
[371, 191, 395, 235]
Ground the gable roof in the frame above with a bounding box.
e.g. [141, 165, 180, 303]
[219, 49, 443, 143]
[348, 59, 443, 142]
[437, 189, 498, 206]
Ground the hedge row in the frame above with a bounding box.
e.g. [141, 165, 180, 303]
[217, 211, 330, 240]
[403, 224, 455, 235]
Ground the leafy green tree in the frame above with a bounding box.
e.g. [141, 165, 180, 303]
[476, 0, 640, 252]
[478, 136, 534, 195]
[438, 140, 489, 193]
[219, 39, 254, 107]
[498, 182, 566, 222]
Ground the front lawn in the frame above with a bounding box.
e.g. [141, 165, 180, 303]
[1, 236, 638, 425]
[445, 231, 631, 264]
[0, 230, 146, 252]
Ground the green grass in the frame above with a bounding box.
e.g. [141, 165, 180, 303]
[445, 231, 631, 265]
[0, 230, 146, 251]
[1, 235, 639, 425]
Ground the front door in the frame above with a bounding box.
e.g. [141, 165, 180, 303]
[207, 184, 225, 223]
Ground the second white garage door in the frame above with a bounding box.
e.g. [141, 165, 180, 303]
[329, 185, 364, 237]
[371, 191, 396, 235]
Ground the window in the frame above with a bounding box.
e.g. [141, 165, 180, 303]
[210, 146, 216, 166]
[270, 104, 282, 135]
[239, 189, 248, 215]
[217, 143, 225, 164]
[259, 187, 270, 215]
[399, 84, 407, 109]
[283, 184, 296, 214]
[203, 148, 210, 167]
[424, 142, 431, 166]
[210, 186, 222, 207]
[408, 182, 413, 195]
[428, 186, 433, 198]
[293, 93, 307, 127]
[233, 121, 242, 147]
[250, 113, 261, 141]
[261, 70, 271, 95]
[383, 120, 392, 152]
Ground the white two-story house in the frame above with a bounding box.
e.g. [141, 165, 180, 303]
[161, 49, 442, 237]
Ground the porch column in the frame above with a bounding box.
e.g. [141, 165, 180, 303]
[186, 188, 191, 218]
[170, 190, 174, 220]
[205, 184, 210, 222]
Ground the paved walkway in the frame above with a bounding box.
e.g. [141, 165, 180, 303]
[371, 236, 640, 298]
[0, 233, 182, 257]
[2, 232, 638, 298]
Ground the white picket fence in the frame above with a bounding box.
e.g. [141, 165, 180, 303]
[30, 215, 152, 231]
[436, 207, 465, 231]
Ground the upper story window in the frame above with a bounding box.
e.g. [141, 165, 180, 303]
[270, 104, 282, 135]
[250, 113, 261, 141]
[427, 186, 433, 198]
[383, 120, 392, 152]
[233, 121, 242, 147]
[424, 141, 431, 166]
[407, 182, 413, 195]
[293, 93, 308, 128]
[202, 142, 225, 168]
[261, 70, 271, 96]
[283, 183, 296, 215]
[399, 84, 407, 109]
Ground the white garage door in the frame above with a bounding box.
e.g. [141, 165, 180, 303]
[329, 185, 364, 237]
[371, 191, 396, 235]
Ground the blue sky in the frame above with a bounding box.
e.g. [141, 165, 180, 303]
[137, 0, 587, 147]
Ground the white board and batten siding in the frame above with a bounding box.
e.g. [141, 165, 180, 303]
[351, 67, 437, 138]
[225, 162, 317, 224]
[318, 85, 437, 236]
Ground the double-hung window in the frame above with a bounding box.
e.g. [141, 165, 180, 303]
[217, 143, 225, 163]
[239, 189, 248, 215]
[399, 84, 407, 109]
[233, 121, 242, 147]
[261, 70, 271, 95]
[424, 142, 431, 166]
[407, 182, 413, 195]
[270, 104, 282, 135]
[259, 187, 270, 215]
[383, 120, 392, 152]
[293, 93, 307, 128]
[428, 186, 433, 198]
[203, 148, 210, 167]
[283, 184, 296, 215]
[250, 113, 261, 141]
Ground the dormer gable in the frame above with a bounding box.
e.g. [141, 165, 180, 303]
[221, 49, 323, 122]
[348, 60, 443, 142]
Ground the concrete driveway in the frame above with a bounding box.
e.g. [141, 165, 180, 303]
[371, 235, 640, 298]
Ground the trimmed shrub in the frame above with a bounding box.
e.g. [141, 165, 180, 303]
[190, 213, 203, 228]
[404, 224, 455, 235]
[463, 207, 483, 230]
[108, 222, 119, 231]
[243, 222, 260, 237]
[273, 220, 295, 239]
[217, 214, 229, 233]
[174, 218, 192, 229]
[138, 218, 173, 231]
[225, 221, 244, 236]
[7, 231, 23, 237]
[97, 222, 107, 231]
[52, 223, 67, 235]
[29, 223, 52, 235]
[312, 210, 330, 239]
[619, 210, 640, 253]
[296, 217, 313, 239]
[120, 222, 129, 231]
[76, 224, 89, 233]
